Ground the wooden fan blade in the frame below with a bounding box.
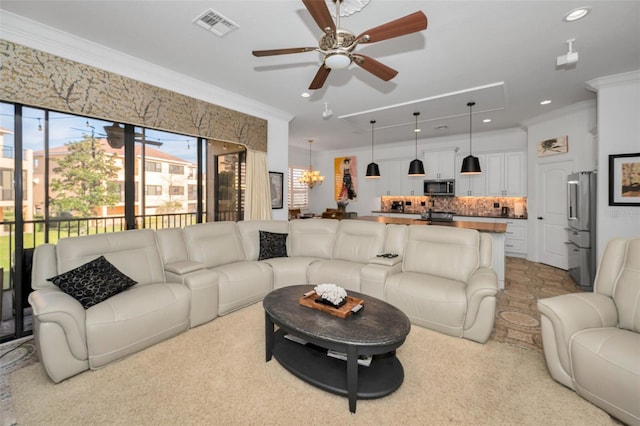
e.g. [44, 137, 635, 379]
[357, 11, 427, 44]
[309, 65, 331, 90]
[252, 47, 316, 57]
[302, 0, 335, 33]
[352, 55, 398, 81]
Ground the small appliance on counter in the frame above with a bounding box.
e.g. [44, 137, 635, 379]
[420, 210, 455, 222]
[514, 202, 524, 217]
[390, 201, 404, 212]
[501, 206, 509, 217]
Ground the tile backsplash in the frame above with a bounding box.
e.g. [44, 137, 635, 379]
[380, 196, 527, 218]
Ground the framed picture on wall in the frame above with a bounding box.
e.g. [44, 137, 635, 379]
[269, 171, 284, 209]
[536, 136, 568, 157]
[608, 153, 640, 206]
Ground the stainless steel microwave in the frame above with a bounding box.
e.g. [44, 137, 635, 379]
[424, 179, 455, 196]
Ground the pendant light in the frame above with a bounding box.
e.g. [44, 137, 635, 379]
[298, 139, 325, 188]
[366, 120, 380, 178]
[460, 102, 482, 174]
[408, 112, 425, 176]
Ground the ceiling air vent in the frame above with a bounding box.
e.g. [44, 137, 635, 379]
[193, 8, 239, 37]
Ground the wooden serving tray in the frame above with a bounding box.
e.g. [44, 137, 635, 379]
[299, 292, 364, 319]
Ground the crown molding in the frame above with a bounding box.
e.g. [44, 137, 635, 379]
[586, 70, 640, 92]
[0, 11, 294, 123]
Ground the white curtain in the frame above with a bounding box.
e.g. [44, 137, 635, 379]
[245, 149, 272, 220]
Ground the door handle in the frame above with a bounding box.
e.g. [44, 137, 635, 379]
[537, 216, 544, 220]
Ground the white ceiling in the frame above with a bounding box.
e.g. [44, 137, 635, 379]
[1, 1, 639, 151]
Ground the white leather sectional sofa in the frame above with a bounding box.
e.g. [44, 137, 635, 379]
[29, 219, 498, 383]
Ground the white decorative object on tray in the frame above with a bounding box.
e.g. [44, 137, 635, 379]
[314, 283, 347, 306]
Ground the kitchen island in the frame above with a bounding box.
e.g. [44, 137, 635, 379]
[355, 216, 507, 289]
[356, 215, 507, 233]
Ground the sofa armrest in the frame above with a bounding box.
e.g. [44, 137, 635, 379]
[537, 292, 618, 379]
[367, 256, 402, 267]
[360, 262, 403, 299]
[464, 267, 498, 328]
[183, 269, 220, 327]
[165, 260, 206, 276]
[28, 288, 88, 360]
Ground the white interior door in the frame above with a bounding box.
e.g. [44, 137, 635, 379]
[537, 160, 574, 269]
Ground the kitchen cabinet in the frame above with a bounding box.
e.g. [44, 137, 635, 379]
[485, 152, 526, 196]
[424, 150, 455, 180]
[374, 159, 401, 196]
[499, 218, 527, 257]
[454, 216, 527, 257]
[454, 154, 486, 196]
[375, 159, 423, 196]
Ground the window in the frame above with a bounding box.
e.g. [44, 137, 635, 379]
[169, 164, 184, 175]
[1, 169, 13, 201]
[169, 185, 184, 196]
[145, 161, 161, 172]
[288, 167, 309, 209]
[188, 184, 197, 200]
[146, 185, 162, 196]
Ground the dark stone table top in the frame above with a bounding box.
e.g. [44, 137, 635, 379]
[263, 285, 410, 347]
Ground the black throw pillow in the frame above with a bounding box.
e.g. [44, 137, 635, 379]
[47, 256, 137, 309]
[258, 230, 288, 260]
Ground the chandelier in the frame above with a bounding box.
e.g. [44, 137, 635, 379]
[299, 139, 325, 188]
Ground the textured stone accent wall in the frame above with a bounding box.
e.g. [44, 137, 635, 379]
[0, 40, 267, 152]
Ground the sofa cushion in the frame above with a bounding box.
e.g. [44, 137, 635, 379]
[237, 220, 290, 260]
[86, 282, 191, 369]
[182, 222, 246, 268]
[570, 327, 640, 424]
[48, 256, 137, 309]
[332, 220, 386, 263]
[403, 225, 479, 283]
[55, 229, 165, 286]
[258, 230, 288, 260]
[288, 219, 338, 258]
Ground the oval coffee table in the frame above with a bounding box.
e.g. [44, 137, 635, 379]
[263, 285, 411, 413]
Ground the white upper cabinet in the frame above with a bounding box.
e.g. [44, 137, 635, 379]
[455, 154, 486, 196]
[374, 159, 401, 196]
[485, 152, 526, 196]
[424, 150, 455, 180]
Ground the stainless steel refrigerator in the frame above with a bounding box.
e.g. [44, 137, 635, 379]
[566, 171, 597, 291]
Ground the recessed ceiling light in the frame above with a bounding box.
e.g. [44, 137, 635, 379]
[301, 92, 310, 98]
[563, 6, 591, 22]
[482, 119, 492, 123]
[414, 128, 421, 133]
[540, 100, 552, 105]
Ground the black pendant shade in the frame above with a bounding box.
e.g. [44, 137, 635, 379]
[366, 162, 381, 178]
[408, 112, 425, 176]
[408, 158, 425, 176]
[366, 119, 381, 178]
[461, 101, 482, 175]
[460, 155, 482, 174]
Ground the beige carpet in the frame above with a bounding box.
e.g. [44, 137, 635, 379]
[10, 302, 612, 425]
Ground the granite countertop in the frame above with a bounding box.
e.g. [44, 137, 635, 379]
[356, 216, 507, 233]
[371, 210, 527, 220]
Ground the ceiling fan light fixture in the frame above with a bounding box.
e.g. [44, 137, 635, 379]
[324, 52, 352, 69]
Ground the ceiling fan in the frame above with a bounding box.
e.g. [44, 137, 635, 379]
[252, 0, 427, 90]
